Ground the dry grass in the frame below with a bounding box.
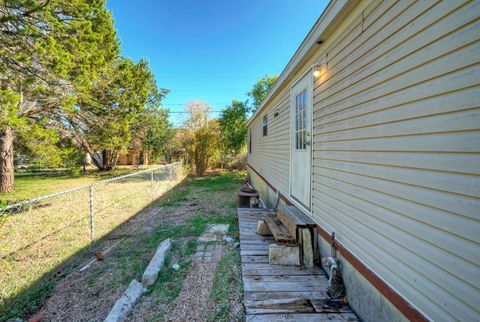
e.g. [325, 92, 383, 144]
[0, 165, 160, 204]
[0, 164, 185, 320]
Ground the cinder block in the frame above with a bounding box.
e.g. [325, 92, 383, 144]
[269, 243, 300, 266]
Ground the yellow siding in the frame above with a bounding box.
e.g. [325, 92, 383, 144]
[248, 86, 291, 196]
[312, 0, 480, 321]
[248, 0, 480, 321]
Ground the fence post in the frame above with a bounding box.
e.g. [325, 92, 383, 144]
[151, 169, 154, 202]
[89, 185, 95, 242]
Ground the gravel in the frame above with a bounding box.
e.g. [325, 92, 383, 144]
[165, 261, 218, 321]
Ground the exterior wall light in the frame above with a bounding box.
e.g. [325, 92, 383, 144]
[313, 56, 327, 79]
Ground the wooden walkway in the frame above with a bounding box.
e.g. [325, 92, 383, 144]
[238, 208, 358, 321]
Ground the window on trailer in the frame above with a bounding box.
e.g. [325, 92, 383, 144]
[263, 115, 268, 136]
[249, 130, 252, 154]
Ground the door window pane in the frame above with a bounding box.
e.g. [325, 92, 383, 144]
[295, 89, 308, 150]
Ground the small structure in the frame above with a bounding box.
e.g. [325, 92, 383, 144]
[117, 148, 149, 166]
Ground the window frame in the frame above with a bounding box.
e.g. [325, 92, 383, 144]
[262, 114, 268, 137]
[249, 129, 252, 154]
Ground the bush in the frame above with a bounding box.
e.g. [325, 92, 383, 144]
[225, 153, 246, 171]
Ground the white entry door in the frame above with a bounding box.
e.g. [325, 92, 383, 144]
[290, 72, 312, 210]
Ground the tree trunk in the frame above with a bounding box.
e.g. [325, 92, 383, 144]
[102, 149, 118, 171]
[0, 127, 15, 193]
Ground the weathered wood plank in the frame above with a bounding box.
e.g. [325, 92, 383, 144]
[277, 207, 299, 238]
[238, 208, 357, 321]
[245, 313, 359, 321]
[310, 299, 353, 313]
[242, 267, 323, 276]
[245, 298, 315, 314]
[240, 240, 273, 245]
[264, 214, 296, 244]
[239, 235, 274, 241]
[241, 255, 270, 264]
[244, 291, 326, 302]
[244, 275, 328, 284]
[243, 280, 327, 292]
[240, 244, 270, 250]
[241, 250, 269, 256]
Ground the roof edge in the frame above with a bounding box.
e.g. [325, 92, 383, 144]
[247, 0, 352, 126]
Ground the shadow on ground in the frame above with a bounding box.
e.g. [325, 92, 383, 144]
[0, 171, 245, 322]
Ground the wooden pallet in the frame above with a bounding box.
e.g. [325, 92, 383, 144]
[238, 208, 358, 321]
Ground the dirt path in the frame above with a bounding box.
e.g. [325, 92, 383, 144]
[165, 244, 225, 321]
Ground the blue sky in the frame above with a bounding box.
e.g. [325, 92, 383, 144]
[106, 0, 328, 124]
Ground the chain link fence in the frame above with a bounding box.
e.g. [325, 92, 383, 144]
[0, 161, 184, 308]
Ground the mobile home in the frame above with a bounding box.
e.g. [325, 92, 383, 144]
[246, 0, 480, 321]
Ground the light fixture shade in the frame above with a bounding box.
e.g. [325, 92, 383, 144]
[313, 56, 327, 78]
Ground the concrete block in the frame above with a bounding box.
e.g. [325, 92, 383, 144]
[256, 219, 272, 236]
[302, 229, 314, 268]
[269, 243, 300, 266]
[104, 279, 144, 322]
[141, 238, 171, 288]
[198, 224, 229, 242]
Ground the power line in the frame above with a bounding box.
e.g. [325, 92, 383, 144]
[167, 110, 224, 113]
[164, 103, 231, 106]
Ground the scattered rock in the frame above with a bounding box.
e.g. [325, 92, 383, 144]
[256, 219, 272, 236]
[269, 243, 300, 266]
[224, 236, 233, 243]
[171, 263, 180, 271]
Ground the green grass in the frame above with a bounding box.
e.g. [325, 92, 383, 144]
[160, 188, 191, 207]
[0, 167, 150, 204]
[190, 171, 245, 191]
[208, 248, 244, 321]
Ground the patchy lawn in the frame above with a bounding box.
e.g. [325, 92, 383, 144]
[0, 164, 184, 320]
[208, 247, 244, 321]
[1, 171, 245, 321]
[0, 166, 161, 204]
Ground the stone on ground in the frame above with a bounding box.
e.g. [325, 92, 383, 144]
[198, 224, 229, 242]
[269, 243, 300, 266]
[141, 238, 171, 288]
[104, 279, 144, 322]
[256, 219, 272, 236]
[302, 229, 314, 268]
